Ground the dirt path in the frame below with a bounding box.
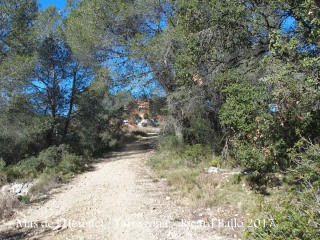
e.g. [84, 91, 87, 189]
[1, 138, 235, 240]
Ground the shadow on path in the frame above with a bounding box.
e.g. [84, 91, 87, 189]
[0, 137, 157, 240]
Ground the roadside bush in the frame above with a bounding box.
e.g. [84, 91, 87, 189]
[5, 144, 87, 182]
[182, 144, 211, 165]
[0, 159, 7, 186]
[157, 134, 184, 153]
[0, 192, 21, 220]
[57, 153, 86, 174]
[151, 135, 213, 172]
[14, 156, 44, 179]
[29, 172, 62, 195]
[245, 140, 320, 239]
[234, 143, 270, 172]
[245, 195, 319, 240]
[38, 144, 70, 168]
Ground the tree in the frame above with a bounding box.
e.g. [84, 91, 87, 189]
[0, 94, 47, 164]
[0, 5, 93, 164]
[0, 0, 38, 100]
[30, 6, 92, 145]
[0, 0, 41, 164]
[72, 78, 134, 156]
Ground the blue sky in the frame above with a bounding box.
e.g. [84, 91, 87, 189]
[38, 0, 164, 98]
[40, 0, 66, 9]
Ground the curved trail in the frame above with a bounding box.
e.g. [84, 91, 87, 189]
[1, 138, 234, 240]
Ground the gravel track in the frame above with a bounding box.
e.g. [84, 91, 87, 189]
[0, 138, 235, 240]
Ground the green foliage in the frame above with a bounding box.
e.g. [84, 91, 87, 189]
[152, 135, 212, 172]
[182, 144, 211, 165]
[157, 134, 184, 153]
[150, 97, 167, 116]
[0, 159, 6, 170]
[246, 140, 320, 239]
[218, 76, 279, 172]
[38, 145, 71, 168]
[5, 144, 87, 181]
[71, 80, 130, 156]
[0, 95, 50, 165]
[0, 158, 6, 186]
[167, 169, 200, 193]
[220, 81, 272, 136]
[234, 143, 269, 171]
[288, 139, 320, 187]
[183, 116, 215, 145]
[245, 195, 319, 240]
[20, 195, 30, 205]
[143, 112, 149, 119]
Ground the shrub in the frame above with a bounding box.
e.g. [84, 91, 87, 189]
[157, 134, 184, 153]
[0, 192, 21, 220]
[183, 117, 215, 145]
[38, 144, 71, 168]
[29, 173, 61, 195]
[245, 140, 320, 239]
[0, 158, 7, 186]
[5, 144, 87, 182]
[182, 144, 211, 165]
[5, 156, 43, 181]
[234, 143, 270, 172]
[245, 196, 319, 240]
[20, 195, 30, 204]
[57, 153, 86, 174]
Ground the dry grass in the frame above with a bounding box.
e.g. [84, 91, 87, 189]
[149, 146, 259, 238]
[163, 166, 257, 212]
[0, 192, 21, 220]
[29, 173, 61, 196]
[128, 126, 160, 134]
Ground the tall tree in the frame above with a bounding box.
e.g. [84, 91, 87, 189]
[0, 0, 40, 164]
[0, 0, 38, 98]
[31, 6, 92, 145]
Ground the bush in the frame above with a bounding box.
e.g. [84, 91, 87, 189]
[182, 144, 211, 165]
[5, 144, 88, 182]
[20, 195, 30, 204]
[234, 143, 270, 172]
[58, 153, 86, 174]
[38, 144, 70, 168]
[29, 173, 61, 195]
[157, 134, 184, 153]
[151, 135, 213, 172]
[245, 196, 319, 240]
[0, 159, 7, 186]
[15, 156, 44, 179]
[245, 140, 320, 239]
[0, 192, 21, 220]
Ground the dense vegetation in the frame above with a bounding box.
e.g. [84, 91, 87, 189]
[1, 0, 319, 238]
[0, 0, 139, 191]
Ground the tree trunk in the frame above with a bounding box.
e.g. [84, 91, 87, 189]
[167, 97, 183, 141]
[62, 67, 77, 142]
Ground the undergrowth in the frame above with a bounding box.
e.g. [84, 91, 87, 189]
[149, 135, 258, 211]
[1, 144, 90, 197]
[150, 135, 320, 239]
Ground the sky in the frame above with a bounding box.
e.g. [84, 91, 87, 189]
[38, 0, 296, 98]
[40, 0, 66, 10]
